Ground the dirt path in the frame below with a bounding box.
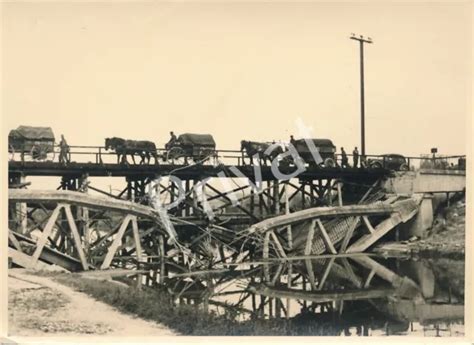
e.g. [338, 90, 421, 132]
[8, 269, 176, 337]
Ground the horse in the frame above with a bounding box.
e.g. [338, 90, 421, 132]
[240, 140, 285, 166]
[105, 137, 158, 165]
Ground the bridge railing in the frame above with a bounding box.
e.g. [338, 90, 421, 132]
[8, 143, 466, 171]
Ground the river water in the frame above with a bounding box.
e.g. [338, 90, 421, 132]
[165, 254, 464, 336]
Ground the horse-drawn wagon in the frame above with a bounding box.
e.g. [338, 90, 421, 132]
[166, 133, 216, 164]
[240, 140, 285, 166]
[105, 137, 158, 165]
[8, 126, 56, 161]
[291, 138, 337, 167]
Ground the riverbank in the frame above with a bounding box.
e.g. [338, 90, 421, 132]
[9, 270, 351, 336]
[375, 198, 465, 260]
[8, 269, 175, 337]
[409, 198, 465, 259]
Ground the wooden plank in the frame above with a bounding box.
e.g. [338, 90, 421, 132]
[100, 214, 133, 269]
[284, 183, 293, 250]
[159, 235, 165, 284]
[339, 216, 360, 253]
[131, 216, 143, 289]
[263, 231, 271, 281]
[244, 203, 395, 236]
[337, 182, 343, 206]
[117, 226, 155, 252]
[64, 205, 89, 271]
[131, 216, 143, 261]
[270, 263, 285, 286]
[8, 248, 54, 270]
[247, 284, 394, 304]
[79, 269, 147, 279]
[364, 268, 376, 288]
[362, 215, 375, 234]
[270, 231, 287, 258]
[9, 189, 179, 241]
[318, 257, 335, 290]
[8, 230, 23, 252]
[32, 205, 62, 263]
[340, 258, 362, 288]
[305, 259, 317, 290]
[304, 220, 316, 255]
[346, 213, 403, 253]
[316, 219, 337, 254]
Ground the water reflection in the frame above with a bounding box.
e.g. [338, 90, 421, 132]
[160, 254, 464, 336]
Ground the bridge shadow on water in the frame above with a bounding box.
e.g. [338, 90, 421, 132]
[157, 254, 464, 336]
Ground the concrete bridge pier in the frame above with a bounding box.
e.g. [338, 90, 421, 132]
[408, 194, 434, 239]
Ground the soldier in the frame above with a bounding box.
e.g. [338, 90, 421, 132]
[290, 135, 297, 147]
[166, 131, 177, 150]
[59, 134, 70, 164]
[341, 147, 349, 168]
[353, 146, 359, 168]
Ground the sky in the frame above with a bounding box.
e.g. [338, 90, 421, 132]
[2, 2, 471, 159]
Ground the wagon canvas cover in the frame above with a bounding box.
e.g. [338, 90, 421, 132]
[9, 126, 55, 141]
[178, 133, 216, 148]
[294, 138, 335, 153]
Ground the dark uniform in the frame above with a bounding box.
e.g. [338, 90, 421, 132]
[290, 135, 297, 147]
[353, 147, 359, 168]
[341, 147, 349, 168]
[166, 131, 177, 150]
[59, 135, 70, 164]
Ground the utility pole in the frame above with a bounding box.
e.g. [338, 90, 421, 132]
[350, 33, 372, 157]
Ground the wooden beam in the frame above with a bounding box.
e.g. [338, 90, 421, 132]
[32, 205, 62, 263]
[362, 215, 375, 234]
[244, 203, 394, 236]
[263, 231, 271, 281]
[346, 213, 403, 253]
[131, 216, 143, 262]
[305, 259, 317, 290]
[340, 258, 362, 288]
[8, 230, 23, 252]
[159, 235, 165, 284]
[284, 183, 293, 250]
[304, 220, 316, 255]
[9, 248, 54, 270]
[248, 284, 395, 304]
[64, 204, 89, 271]
[364, 268, 376, 288]
[117, 226, 155, 252]
[100, 214, 133, 269]
[337, 182, 343, 206]
[339, 216, 361, 253]
[270, 264, 285, 286]
[131, 216, 143, 289]
[318, 257, 335, 290]
[316, 219, 337, 254]
[269, 231, 287, 258]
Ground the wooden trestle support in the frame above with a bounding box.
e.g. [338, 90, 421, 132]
[8, 172, 427, 319]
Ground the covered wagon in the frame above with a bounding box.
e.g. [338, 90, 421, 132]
[166, 133, 216, 164]
[292, 138, 336, 167]
[8, 126, 56, 161]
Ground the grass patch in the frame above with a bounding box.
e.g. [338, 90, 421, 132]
[51, 273, 340, 336]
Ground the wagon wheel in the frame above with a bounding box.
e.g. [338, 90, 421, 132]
[166, 147, 187, 165]
[194, 149, 214, 164]
[30, 144, 51, 161]
[30, 145, 41, 161]
[324, 157, 335, 168]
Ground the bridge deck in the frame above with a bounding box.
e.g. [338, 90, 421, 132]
[9, 161, 389, 180]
